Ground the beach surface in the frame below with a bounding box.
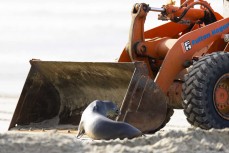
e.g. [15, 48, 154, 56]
[2, 97, 229, 153]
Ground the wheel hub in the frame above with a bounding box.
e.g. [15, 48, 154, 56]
[215, 86, 229, 108]
[214, 74, 229, 120]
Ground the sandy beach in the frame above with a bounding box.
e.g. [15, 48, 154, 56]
[2, 97, 229, 153]
[1, 124, 229, 153]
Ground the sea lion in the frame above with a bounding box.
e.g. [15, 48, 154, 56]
[76, 100, 142, 140]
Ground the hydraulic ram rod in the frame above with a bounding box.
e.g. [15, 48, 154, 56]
[149, 7, 165, 12]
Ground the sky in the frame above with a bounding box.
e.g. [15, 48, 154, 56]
[0, 0, 223, 61]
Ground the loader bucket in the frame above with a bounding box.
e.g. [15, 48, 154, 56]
[9, 60, 167, 133]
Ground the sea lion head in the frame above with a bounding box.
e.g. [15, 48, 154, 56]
[93, 100, 120, 119]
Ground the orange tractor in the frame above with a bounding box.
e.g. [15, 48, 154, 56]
[9, 0, 229, 133]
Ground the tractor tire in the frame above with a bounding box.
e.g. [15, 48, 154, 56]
[182, 52, 229, 129]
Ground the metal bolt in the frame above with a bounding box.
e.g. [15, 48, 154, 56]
[139, 45, 146, 54]
[135, 42, 147, 55]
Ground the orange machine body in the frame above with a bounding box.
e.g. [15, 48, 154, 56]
[119, 1, 229, 96]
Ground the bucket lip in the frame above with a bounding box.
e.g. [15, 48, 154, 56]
[30, 59, 141, 65]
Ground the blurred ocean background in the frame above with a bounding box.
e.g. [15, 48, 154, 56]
[0, 0, 223, 131]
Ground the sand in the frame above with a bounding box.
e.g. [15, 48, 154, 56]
[1, 128, 229, 153]
[1, 97, 229, 153]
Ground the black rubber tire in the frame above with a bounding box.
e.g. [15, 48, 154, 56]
[182, 52, 229, 129]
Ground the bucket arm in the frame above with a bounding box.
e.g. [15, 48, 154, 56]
[119, 0, 228, 93]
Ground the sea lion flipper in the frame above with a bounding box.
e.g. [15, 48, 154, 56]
[76, 121, 85, 139]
